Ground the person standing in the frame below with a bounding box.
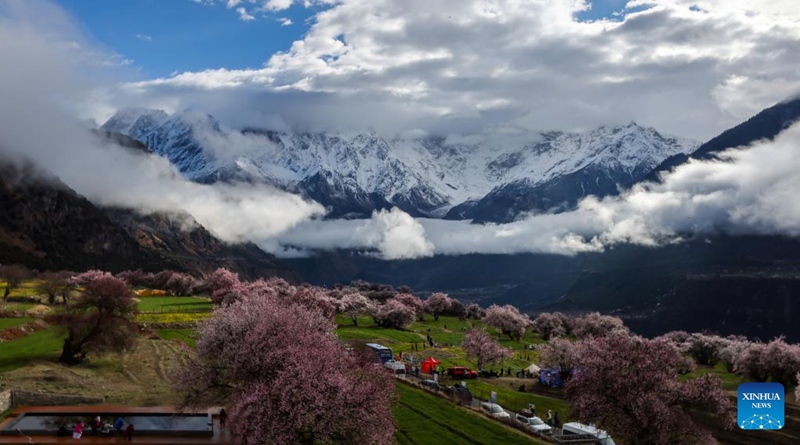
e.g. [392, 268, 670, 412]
[114, 416, 125, 434]
[219, 409, 228, 430]
[72, 420, 84, 439]
[554, 412, 562, 428]
[93, 416, 101, 436]
[123, 424, 134, 441]
[546, 410, 553, 426]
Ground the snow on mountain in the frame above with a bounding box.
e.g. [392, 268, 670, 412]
[101, 109, 699, 220]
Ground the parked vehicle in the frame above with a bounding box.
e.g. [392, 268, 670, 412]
[560, 422, 616, 445]
[445, 385, 473, 404]
[479, 369, 499, 378]
[480, 402, 510, 419]
[446, 366, 478, 379]
[420, 379, 442, 391]
[515, 413, 553, 434]
[384, 360, 406, 376]
[366, 343, 393, 364]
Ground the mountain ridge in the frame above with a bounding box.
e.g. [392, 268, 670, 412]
[102, 109, 699, 221]
[0, 159, 297, 281]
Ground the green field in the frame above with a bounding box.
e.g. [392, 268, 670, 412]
[394, 382, 546, 445]
[0, 327, 64, 372]
[467, 379, 570, 415]
[0, 317, 33, 329]
[136, 296, 212, 313]
[336, 315, 540, 372]
[156, 328, 197, 348]
[684, 362, 749, 391]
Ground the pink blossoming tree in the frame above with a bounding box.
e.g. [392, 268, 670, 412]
[538, 337, 580, 381]
[531, 312, 568, 340]
[51, 270, 138, 365]
[424, 292, 454, 321]
[372, 298, 416, 330]
[572, 312, 628, 339]
[462, 329, 512, 369]
[337, 292, 375, 326]
[482, 304, 531, 340]
[175, 287, 396, 445]
[567, 333, 734, 445]
[394, 293, 426, 321]
[465, 303, 485, 320]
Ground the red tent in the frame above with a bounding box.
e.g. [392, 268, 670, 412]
[420, 356, 441, 374]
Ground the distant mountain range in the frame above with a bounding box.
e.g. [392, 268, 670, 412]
[102, 109, 698, 222]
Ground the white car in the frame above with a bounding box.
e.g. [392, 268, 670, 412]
[384, 360, 406, 375]
[514, 413, 553, 434]
[480, 402, 510, 419]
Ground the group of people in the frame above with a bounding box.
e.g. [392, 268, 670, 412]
[527, 404, 562, 429]
[545, 409, 562, 428]
[57, 415, 134, 440]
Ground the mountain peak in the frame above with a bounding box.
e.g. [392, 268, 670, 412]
[102, 108, 169, 137]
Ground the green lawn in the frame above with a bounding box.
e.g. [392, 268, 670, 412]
[137, 296, 212, 313]
[157, 328, 197, 348]
[337, 325, 425, 344]
[684, 362, 749, 391]
[395, 382, 546, 445]
[0, 317, 33, 329]
[0, 327, 64, 372]
[0, 302, 37, 312]
[467, 379, 571, 416]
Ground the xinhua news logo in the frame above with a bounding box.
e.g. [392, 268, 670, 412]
[738, 382, 784, 430]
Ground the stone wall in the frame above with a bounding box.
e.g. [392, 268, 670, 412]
[11, 390, 103, 407]
[0, 390, 11, 413]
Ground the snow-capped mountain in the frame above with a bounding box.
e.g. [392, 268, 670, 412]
[102, 109, 699, 221]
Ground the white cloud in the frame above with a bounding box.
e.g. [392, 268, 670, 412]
[278, 17, 293, 26]
[236, 7, 255, 21]
[136, 34, 152, 42]
[106, 0, 800, 140]
[277, 208, 434, 259]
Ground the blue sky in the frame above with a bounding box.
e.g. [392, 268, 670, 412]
[55, 0, 323, 78]
[55, 0, 638, 79]
[576, 0, 652, 21]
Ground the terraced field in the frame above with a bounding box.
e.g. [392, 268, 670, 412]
[394, 382, 547, 445]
